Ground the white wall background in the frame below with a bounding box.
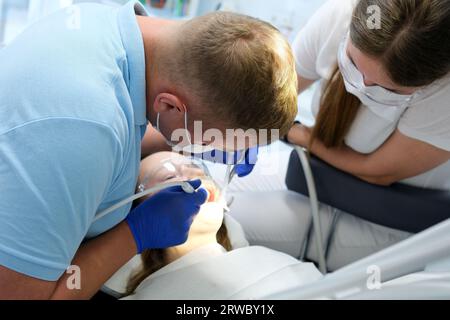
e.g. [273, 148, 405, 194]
[1, 0, 326, 44]
[198, 0, 325, 41]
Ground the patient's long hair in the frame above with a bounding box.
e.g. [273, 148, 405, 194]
[310, 0, 450, 149]
[125, 223, 232, 296]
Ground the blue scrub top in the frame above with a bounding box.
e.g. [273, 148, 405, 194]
[0, 1, 148, 281]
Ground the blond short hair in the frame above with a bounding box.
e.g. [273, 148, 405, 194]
[171, 12, 298, 139]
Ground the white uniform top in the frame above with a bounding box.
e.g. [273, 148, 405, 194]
[103, 214, 251, 298]
[103, 214, 322, 300]
[292, 0, 450, 190]
[121, 244, 322, 300]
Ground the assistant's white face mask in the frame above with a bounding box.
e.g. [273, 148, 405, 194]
[155, 112, 215, 154]
[337, 34, 416, 120]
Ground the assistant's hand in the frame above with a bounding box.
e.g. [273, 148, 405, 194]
[286, 123, 311, 147]
[126, 180, 208, 253]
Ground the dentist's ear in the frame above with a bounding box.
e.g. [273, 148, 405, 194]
[153, 93, 187, 115]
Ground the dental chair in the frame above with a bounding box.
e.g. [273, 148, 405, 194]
[286, 147, 450, 273]
[265, 214, 450, 300]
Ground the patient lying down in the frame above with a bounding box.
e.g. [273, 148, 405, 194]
[126, 152, 233, 295]
[103, 152, 322, 300]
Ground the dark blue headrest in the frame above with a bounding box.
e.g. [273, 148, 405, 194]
[286, 150, 450, 233]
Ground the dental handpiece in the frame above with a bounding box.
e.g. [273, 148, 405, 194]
[93, 181, 195, 223]
[222, 150, 247, 207]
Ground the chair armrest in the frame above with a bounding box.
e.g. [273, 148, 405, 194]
[286, 150, 450, 233]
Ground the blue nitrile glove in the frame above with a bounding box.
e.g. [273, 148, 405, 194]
[234, 147, 258, 178]
[196, 147, 259, 178]
[126, 180, 208, 253]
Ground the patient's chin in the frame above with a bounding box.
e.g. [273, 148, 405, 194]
[190, 202, 224, 234]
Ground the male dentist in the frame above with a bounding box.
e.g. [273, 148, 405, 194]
[0, 1, 297, 299]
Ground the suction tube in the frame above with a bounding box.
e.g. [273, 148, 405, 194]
[93, 181, 195, 223]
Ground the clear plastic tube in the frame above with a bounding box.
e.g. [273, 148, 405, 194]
[92, 181, 195, 223]
[93, 155, 233, 223]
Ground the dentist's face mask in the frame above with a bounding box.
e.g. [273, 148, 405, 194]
[155, 110, 215, 154]
[337, 34, 415, 110]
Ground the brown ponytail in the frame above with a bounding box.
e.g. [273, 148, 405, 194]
[310, 66, 361, 148]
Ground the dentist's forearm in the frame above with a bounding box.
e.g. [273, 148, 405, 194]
[50, 222, 137, 300]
